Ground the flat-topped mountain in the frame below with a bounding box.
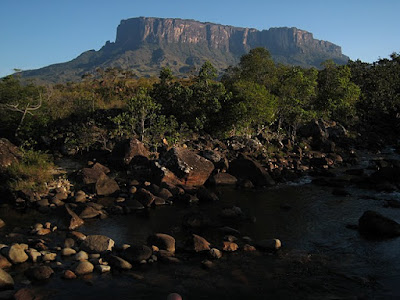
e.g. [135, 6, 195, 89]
[20, 17, 349, 83]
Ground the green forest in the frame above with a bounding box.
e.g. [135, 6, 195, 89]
[1, 48, 399, 154]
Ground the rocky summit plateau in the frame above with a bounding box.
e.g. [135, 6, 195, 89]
[19, 17, 349, 83]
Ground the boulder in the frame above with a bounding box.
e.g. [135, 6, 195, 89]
[135, 188, 156, 207]
[196, 187, 219, 202]
[157, 147, 214, 186]
[229, 155, 275, 187]
[79, 206, 102, 219]
[200, 150, 229, 171]
[65, 204, 84, 231]
[256, 239, 282, 251]
[6, 244, 28, 264]
[0, 256, 11, 269]
[122, 244, 152, 263]
[157, 188, 173, 200]
[61, 248, 76, 256]
[81, 167, 106, 185]
[222, 241, 238, 252]
[209, 248, 222, 259]
[208, 173, 238, 186]
[74, 261, 94, 275]
[64, 238, 75, 248]
[358, 211, 400, 237]
[0, 268, 14, 290]
[26, 249, 41, 263]
[243, 244, 257, 252]
[74, 190, 87, 203]
[106, 255, 132, 270]
[41, 252, 57, 262]
[95, 173, 119, 196]
[192, 234, 210, 252]
[147, 234, 175, 253]
[25, 266, 54, 281]
[80, 235, 115, 253]
[327, 123, 348, 142]
[74, 251, 89, 261]
[111, 138, 150, 166]
[298, 119, 329, 140]
[0, 138, 20, 172]
[69, 231, 86, 241]
[92, 162, 110, 174]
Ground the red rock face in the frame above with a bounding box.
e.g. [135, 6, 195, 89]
[116, 17, 344, 57]
[158, 147, 214, 187]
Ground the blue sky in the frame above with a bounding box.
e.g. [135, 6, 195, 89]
[1, 0, 399, 78]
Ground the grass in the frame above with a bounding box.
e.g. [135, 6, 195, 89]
[6, 149, 55, 193]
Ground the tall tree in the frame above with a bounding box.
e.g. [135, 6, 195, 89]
[316, 60, 361, 124]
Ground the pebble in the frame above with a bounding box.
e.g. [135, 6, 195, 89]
[209, 248, 222, 259]
[41, 252, 57, 262]
[95, 265, 111, 273]
[63, 270, 77, 279]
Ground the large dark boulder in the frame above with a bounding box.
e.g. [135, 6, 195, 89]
[358, 210, 400, 238]
[81, 163, 110, 184]
[208, 173, 238, 186]
[25, 265, 54, 281]
[298, 119, 329, 140]
[80, 235, 115, 253]
[111, 138, 150, 166]
[95, 173, 119, 196]
[135, 188, 156, 207]
[0, 138, 20, 172]
[148, 233, 175, 253]
[156, 147, 214, 187]
[0, 268, 14, 290]
[229, 155, 275, 187]
[121, 244, 152, 263]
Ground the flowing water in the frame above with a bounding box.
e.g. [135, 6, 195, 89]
[3, 150, 400, 299]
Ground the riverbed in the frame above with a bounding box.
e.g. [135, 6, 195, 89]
[2, 150, 400, 299]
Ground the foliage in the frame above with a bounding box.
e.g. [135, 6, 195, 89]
[223, 47, 278, 90]
[0, 75, 45, 138]
[316, 60, 361, 124]
[350, 53, 400, 124]
[3, 49, 400, 154]
[227, 80, 277, 134]
[276, 66, 318, 138]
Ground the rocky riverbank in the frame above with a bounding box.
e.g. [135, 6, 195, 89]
[2, 119, 400, 299]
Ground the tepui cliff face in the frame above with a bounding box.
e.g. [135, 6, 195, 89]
[20, 17, 349, 83]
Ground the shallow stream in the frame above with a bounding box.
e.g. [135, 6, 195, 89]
[3, 150, 400, 299]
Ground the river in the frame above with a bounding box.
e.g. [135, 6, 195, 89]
[3, 150, 400, 299]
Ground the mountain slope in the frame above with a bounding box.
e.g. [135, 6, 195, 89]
[20, 17, 349, 83]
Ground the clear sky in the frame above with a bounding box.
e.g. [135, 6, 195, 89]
[1, 0, 399, 78]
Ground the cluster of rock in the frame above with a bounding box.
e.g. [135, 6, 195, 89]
[0, 224, 281, 295]
[6, 117, 400, 296]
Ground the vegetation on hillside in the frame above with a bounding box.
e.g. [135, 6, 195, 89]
[1, 48, 399, 155]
